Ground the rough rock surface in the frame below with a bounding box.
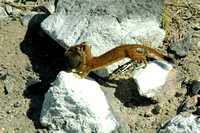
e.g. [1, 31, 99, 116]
[20, 11, 48, 27]
[159, 114, 200, 133]
[40, 71, 128, 133]
[0, 6, 8, 20]
[132, 61, 184, 102]
[41, 0, 166, 77]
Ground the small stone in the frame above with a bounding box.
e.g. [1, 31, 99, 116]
[25, 1, 36, 5]
[193, 31, 200, 38]
[26, 65, 32, 71]
[14, 102, 21, 107]
[170, 33, 192, 56]
[5, 5, 12, 15]
[4, 80, 14, 94]
[182, 10, 192, 19]
[193, 24, 200, 30]
[11, 8, 21, 16]
[0, 7, 8, 20]
[144, 109, 152, 117]
[197, 42, 200, 48]
[192, 80, 200, 94]
[183, 95, 200, 111]
[154, 104, 162, 114]
[7, 110, 12, 114]
[5, 0, 14, 3]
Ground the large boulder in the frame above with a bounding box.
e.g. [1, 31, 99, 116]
[41, 0, 166, 77]
[40, 71, 129, 132]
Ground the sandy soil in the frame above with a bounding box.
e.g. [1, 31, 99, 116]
[0, 0, 200, 132]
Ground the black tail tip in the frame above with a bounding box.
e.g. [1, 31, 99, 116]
[164, 56, 175, 64]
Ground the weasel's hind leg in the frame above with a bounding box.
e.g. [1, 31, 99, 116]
[129, 52, 147, 67]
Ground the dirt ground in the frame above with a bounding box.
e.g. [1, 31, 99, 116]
[0, 0, 200, 133]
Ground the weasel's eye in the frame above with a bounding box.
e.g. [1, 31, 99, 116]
[82, 46, 86, 50]
[75, 48, 77, 51]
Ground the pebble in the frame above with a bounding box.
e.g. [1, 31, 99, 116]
[25, 1, 36, 5]
[5, 5, 13, 15]
[192, 24, 200, 30]
[14, 102, 21, 107]
[193, 30, 200, 38]
[197, 42, 200, 48]
[5, 0, 14, 3]
[0, 7, 8, 20]
[170, 33, 192, 56]
[145, 109, 152, 117]
[4, 80, 14, 94]
[154, 104, 163, 114]
[183, 95, 200, 111]
[182, 10, 192, 19]
[11, 8, 21, 16]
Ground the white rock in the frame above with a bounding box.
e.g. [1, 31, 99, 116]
[132, 61, 173, 100]
[197, 41, 200, 48]
[41, 0, 166, 77]
[5, 0, 14, 3]
[5, 5, 12, 15]
[40, 71, 124, 133]
[159, 114, 200, 133]
[11, 8, 21, 16]
[0, 7, 8, 20]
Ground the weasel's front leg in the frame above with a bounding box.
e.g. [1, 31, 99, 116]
[73, 73, 82, 79]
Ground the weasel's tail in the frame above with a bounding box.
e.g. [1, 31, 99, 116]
[136, 45, 175, 64]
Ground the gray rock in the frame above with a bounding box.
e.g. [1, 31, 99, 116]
[41, 0, 166, 77]
[0, 7, 8, 20]
[38, 0, 55, 14]
[192, 80, 200, 95]
[159, 114, 200, 133]
[40, 71, 129, 133]
[5, 5, 12, 15]
[20, 11, 48, 27]
[4, 80, 14, 94]
[11, 8, 21, 16]
[170, 33, 192, 57]
[5, 0, 14, 3]
[25, 1, 36, 5]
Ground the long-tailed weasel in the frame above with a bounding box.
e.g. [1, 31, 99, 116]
[66, 42, 174, 79]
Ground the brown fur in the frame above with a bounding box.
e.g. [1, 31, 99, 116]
[68, 42, 173, 78]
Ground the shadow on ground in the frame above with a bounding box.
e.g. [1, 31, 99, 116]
[20, 23, 66, 129]
[89, 72, 155, 108]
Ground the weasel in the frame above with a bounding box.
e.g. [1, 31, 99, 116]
[67, 42, 174, 79]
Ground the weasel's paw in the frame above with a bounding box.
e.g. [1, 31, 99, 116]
[73, 73, 82, 79]
[71, 69, 77, 72]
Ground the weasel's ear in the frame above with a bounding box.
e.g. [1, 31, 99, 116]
[82, 41, 87, 45]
